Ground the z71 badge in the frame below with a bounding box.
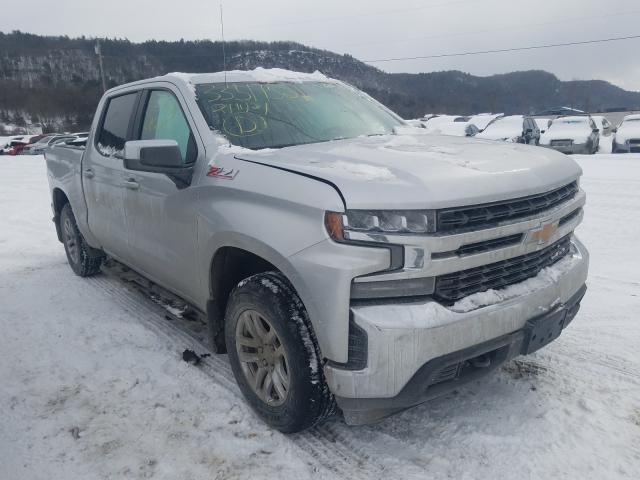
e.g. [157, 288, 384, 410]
[207, 165, 238, 180]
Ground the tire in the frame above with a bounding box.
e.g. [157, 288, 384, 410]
[225, 271, 336, 433]
[60, 203, 104, 277]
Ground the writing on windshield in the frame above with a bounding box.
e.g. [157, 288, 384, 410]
[195, 81, 402, 150]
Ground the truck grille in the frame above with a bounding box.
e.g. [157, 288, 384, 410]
[455, 233, 523, 256]
[434, 235, 572, 304]
[437, 181, 578, 232]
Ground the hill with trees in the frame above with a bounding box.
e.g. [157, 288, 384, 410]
[1, 31, 639, 132]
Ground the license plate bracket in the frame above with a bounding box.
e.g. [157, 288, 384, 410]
[522, 308, 567, 355]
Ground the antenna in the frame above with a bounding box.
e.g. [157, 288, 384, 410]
[219, 3, 227, 86]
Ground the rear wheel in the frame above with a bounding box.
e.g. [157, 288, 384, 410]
[60, 203, 104, 277]
[225, 271, 336, 433]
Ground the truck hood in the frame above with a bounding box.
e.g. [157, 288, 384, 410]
[234, 134, 582, 210]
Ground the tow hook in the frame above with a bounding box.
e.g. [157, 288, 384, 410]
[470, 354, 491, 368]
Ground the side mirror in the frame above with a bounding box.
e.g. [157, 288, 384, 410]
[124, 140, 184, 173]
[592, 128, 600, 133]
[612, 127, 618, 133]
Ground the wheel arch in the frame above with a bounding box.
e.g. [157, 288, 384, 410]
[52, 187, 70, 242]
[205, 237, 316, 355]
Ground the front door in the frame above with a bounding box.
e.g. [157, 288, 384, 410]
[122, 88, 200, 302]
[84, 92, 139, 260]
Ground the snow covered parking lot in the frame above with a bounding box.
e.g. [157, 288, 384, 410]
[1, 154, 639, 479]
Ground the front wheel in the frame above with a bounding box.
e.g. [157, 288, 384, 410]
[60, 203, 104, 276]
[225, 272, 336, 433]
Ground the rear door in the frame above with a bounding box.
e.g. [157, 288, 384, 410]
[83, 91, 139, 259]
[122, 87, 201, 301]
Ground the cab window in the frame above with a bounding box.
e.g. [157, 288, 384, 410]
[140, 90, 196, 163]
[97, 92, 138, 156]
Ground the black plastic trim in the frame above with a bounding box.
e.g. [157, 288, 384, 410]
[326, 315, 368, 371]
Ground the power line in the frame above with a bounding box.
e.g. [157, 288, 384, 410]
[364, 34, 640, 63]
[342, 9, 640, 50]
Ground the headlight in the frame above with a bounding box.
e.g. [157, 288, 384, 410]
[325, 209, 436, 241]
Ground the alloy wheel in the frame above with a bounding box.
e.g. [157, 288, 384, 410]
[235, 309, 290, 406]
[62, 215, 80, 264]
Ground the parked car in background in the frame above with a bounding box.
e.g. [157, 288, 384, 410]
[612, 114, 640, 153]
[423, 115, 469, 130]
[591, 116, 613, 136]
[405, 119, 426, 128]
[534, 118, 551, 135]
[476, 115, 540, 144]
[19, 135, 54, 154]
[540, 116, 600, 154]
[3, 135, 45, 155]
[419, 114, 438, 122]
[429, 121, 480, 137]
[3, 139, 28, 156]
[65, 135, 89, 147]
[1, 136, 24, 154]
[22, 135, 78, 154]
[468, 113, 504, 131]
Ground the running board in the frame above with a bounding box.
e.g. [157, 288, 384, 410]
[100, 258, 211, 347]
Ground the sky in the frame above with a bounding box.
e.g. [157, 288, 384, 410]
[2, 0, 639, 91]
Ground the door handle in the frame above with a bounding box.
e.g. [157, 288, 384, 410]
[124, 179, 139, 190]
[83, 168, 95, 179]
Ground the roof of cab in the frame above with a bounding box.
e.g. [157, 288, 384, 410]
[104, 67, 337, 97]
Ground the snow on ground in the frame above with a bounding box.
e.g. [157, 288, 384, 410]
[1, 154, 640, 479]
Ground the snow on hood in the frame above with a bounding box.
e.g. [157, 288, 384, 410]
[540, 118, 592, 145]
[476, 116, 523, 141]
[231, 133, 582, 210]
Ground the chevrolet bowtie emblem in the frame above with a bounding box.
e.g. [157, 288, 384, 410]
[530, 221, 559, 244]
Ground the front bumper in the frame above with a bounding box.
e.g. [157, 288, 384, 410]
[324, 236, 589, 424]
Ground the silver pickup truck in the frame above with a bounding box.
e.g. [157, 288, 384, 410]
[46, 68, 589, 432]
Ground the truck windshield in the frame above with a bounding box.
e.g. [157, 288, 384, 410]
[195, 81, 403, 150]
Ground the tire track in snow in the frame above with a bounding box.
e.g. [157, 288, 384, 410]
[87, 274, 387, 479]
[537, 345, 640, 387]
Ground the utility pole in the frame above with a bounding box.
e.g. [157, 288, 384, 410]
[95, 40, 107, 92]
